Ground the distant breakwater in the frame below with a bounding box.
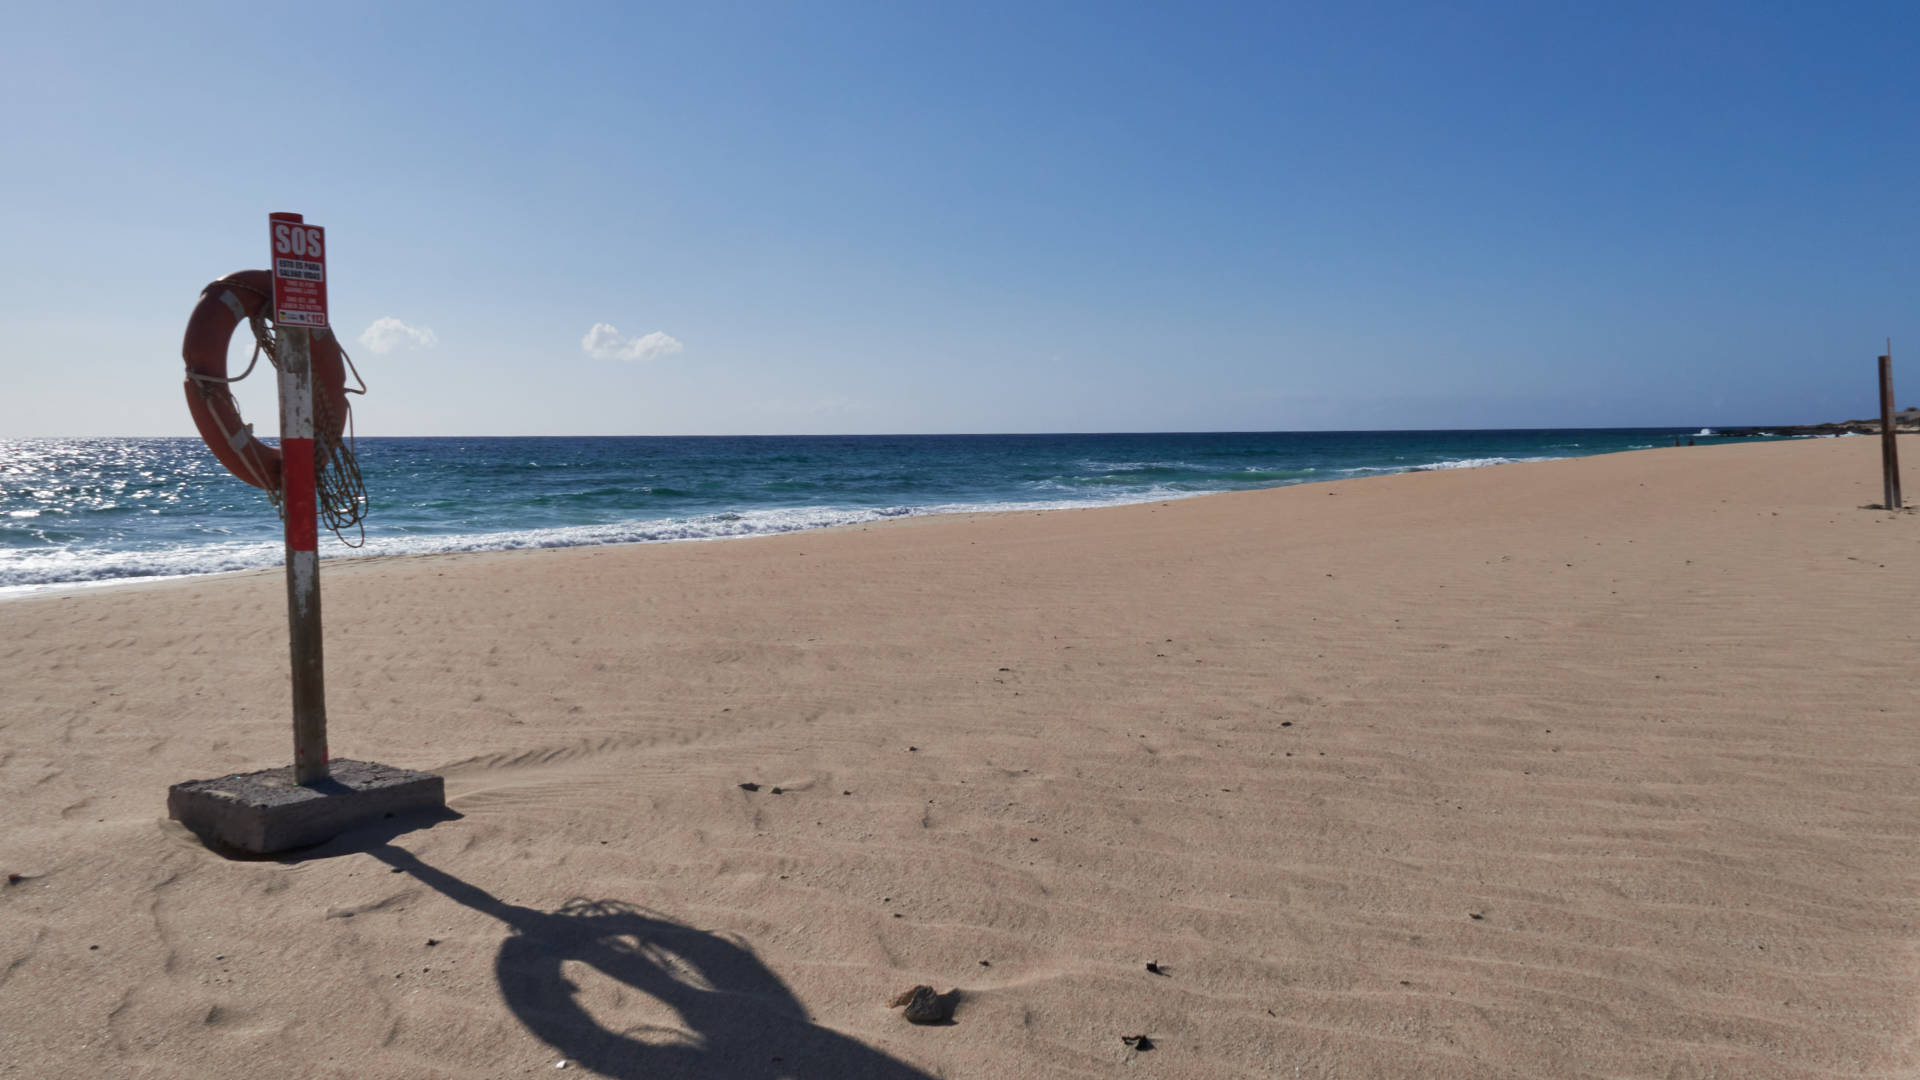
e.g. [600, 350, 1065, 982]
[1717, 408, 1920, 438]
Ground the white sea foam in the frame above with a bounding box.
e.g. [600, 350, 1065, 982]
[0, 540, 288, 595]
[1074, 459, 1204, 473]
[1339, 455, 1563, 476]
[1410, 455, 1563, 471]
[0, 491, 1215, 596]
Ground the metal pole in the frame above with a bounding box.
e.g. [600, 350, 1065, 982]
[1880, 346, 1902, 511]
[277, 303, 330, 784]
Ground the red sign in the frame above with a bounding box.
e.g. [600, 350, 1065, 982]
[269, 214, 328, 328]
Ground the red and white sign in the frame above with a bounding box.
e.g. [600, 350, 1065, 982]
[269, 214, 328, 328]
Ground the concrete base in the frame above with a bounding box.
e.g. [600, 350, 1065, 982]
[168, 759, 446, 854]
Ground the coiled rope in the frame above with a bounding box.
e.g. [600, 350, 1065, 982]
[209, 292, 372, 547]
[311, 350, 370, 547]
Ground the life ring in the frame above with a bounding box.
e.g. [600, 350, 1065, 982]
[181, 270, 349, 490]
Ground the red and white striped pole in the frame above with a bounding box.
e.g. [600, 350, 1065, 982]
[270, 211, 330, 785]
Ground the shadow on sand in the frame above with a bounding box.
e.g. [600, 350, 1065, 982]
[268, 815, 937, 1079]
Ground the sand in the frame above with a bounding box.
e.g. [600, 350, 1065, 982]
[3, 436, 1918, 1079]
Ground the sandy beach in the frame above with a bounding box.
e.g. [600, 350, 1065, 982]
[3, 435, 1918, 1078]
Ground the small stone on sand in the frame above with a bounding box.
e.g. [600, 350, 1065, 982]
[889, 984, 957, 1023]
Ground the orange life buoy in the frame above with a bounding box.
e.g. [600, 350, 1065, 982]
[181, 270, 350, 490]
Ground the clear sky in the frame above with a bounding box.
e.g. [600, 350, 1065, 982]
[4, 2, 1916, 436]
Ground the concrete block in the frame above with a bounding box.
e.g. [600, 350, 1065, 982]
[168, 759, 446, 854]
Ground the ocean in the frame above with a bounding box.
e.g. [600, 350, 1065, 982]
[0, 429, 1733, 594]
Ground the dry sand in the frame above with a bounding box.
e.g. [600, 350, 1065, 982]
[3, 436, 1919, 1078]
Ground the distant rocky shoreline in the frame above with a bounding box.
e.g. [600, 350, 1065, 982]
[1717, 408, 1920, 438]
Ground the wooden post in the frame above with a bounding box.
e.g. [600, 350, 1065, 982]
[1880, 344, 1902, 511]
[273, 211, 330, 786]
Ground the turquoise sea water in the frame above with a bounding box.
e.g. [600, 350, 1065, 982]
[0, 429, 1740, 593]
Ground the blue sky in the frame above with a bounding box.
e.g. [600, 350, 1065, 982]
[3, 2, 1915, 436]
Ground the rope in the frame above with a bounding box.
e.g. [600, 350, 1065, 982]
[218, 290, 371, 544]
[184, 345, 262, 387]
[312, 342, 370, 548]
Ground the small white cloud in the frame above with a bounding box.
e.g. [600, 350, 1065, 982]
[359, 317, 438, 355]
[582, 322, 683, 363]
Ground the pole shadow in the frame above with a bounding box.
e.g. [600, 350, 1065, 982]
[355, 841, 938, 1080]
